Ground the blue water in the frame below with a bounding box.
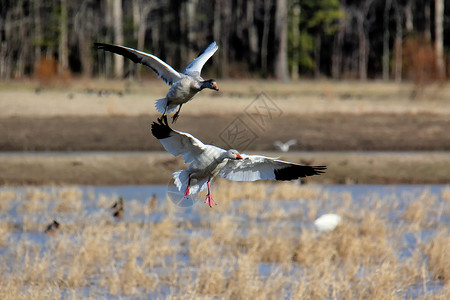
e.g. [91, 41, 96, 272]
[1, 184, 449, 298]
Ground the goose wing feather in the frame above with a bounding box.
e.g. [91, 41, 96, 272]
[95, 43, 181, 86]
[182, 42, 218, 78]
[151, 116, 209, 163]
[220, 154, 326, 182]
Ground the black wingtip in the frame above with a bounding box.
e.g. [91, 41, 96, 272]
[312, 165, 327, 175]
[94, 42, 108, 49]
[151, 115, 172, 139]
[274, 165, 327, 181]
[94, 43, 143, 65]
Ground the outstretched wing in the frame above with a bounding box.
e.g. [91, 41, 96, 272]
[151, 116, 207, 163]
[95, 43, 182, 86]
[182, 42, 218, 77]
[219, 154, 326, 182]
[286, 139, 297, 146]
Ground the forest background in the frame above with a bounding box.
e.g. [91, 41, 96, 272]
[1, 0, 448, 83]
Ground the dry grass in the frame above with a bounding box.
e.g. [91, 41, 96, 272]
[2, 151, 450, 186]
[0, 184, 448, 299]
[424, 230, 450, 285]
[1, 79, 450, 118]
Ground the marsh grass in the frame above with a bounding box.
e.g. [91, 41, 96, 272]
[0, 184, 448, 299]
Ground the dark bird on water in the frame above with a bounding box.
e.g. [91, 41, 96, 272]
[111, 197, 124, 220]
[44, 220, 60, 235]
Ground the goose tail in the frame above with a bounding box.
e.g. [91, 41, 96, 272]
[173, 170, 208, 195]
[155, 98, 178, 115]
[155, 98, 168, 114]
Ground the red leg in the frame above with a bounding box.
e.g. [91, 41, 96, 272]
[204, 180, 217, 208]
[184, 176, 191, 198]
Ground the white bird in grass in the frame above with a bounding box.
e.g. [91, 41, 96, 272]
[274, 139, 297, 152]
[314, 213, 342, 232]
[151, 116, 326, 207]
[95, 42, 219, 123]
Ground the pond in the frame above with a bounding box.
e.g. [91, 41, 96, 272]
[0, 183, 448, 298]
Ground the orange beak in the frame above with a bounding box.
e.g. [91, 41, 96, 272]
[236, 153, 243, 159]
[212, 82, 219, 91]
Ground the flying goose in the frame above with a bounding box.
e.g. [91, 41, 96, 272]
[274, 139, 297, 152]
[95, 42, 219, 122]
[151, 116, 326, 207]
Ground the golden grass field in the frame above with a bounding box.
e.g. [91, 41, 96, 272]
[1, 79, 450, 117]
[0, 183, 449, 299]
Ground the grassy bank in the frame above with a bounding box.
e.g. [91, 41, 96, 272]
[1, 151, 449, 185]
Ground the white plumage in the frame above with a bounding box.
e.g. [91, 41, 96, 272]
[274, 139, 297, 152]
[151, 116, 326, 207]
[314, 214, 342, 232]
[95, 42, 219, 122]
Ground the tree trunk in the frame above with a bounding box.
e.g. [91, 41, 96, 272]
[393, 0, 403, 82]
[33, 0, 42, 66]
[58, 0, 69, 75]
[435, 0, 445, 78]
[274, 0, 289, 81]
[76, 1, 93, 77]
[382, 0, 392, 81]
[132, 0, 141, 40]
[289, 4, 300, 80]
[424, 1, 431, 41]
[15, 0, 27, 78]
[357, 1, 374, 81]
[261, 0, 271, 74]
[404, 0, 413, 32]
[213, 0, 221, 74]
[247, 0, 258, 68]
[215, 0, 231, 78]
[356, 14, 367, 81]
[332, 3, 346, 79]
[112, 0, 124, 77]
[222, 1, 232, 78]
[314, 35, 321, 78]
[136, 3, 153, 79]
[182, 0, 198, 64]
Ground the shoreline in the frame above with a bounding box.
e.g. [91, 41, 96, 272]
[1, 151, 449, 186]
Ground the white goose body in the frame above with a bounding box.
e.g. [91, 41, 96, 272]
[151, 116, 326, 207]
[95, 42, 219, 122]
[164, 77, 204, 111]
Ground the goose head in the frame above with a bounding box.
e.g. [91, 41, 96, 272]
[226, 149, 243, 160]
[201, 79, 219, 91]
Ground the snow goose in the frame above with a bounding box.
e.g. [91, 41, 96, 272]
[151, 116, 326, 207]
[95, 42, 219, 122]
[274, 139, 297, 152]
[314, 214, 342, 232]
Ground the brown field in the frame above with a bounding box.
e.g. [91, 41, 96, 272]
[1, 79, 450, 152]
[1, 151, 450, 185]
[1, 79, 450, 184]
[0, 184, 448, 299]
